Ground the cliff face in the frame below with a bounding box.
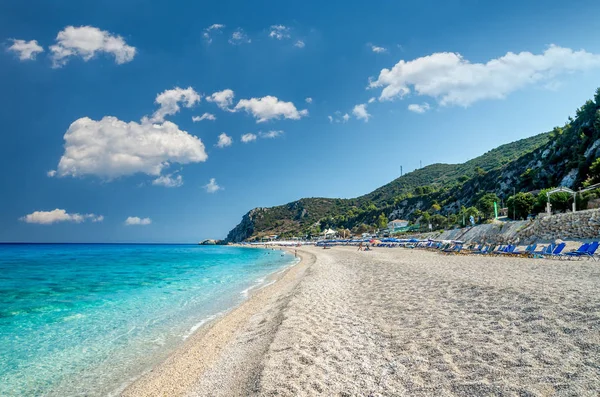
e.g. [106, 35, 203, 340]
[225, 208, 258, 243]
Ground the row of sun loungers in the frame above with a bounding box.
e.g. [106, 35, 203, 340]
[408, 240, 600, 260]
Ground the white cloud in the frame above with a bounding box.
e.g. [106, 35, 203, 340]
[342, 113, 350, 122]
[269, 25, 290, 40]
[152, 173, 183, 187]
[206, 89, 235, 110]
[125, 216, 151, 226]
[305, 97, 313, 103]
[203, 24, 225, 43]
[328, 115, 333, 123]
[408, 102, 431, 114]
[55, 116, 207, 179]
[294, 40, 305, 48]
[352, 104, 371, 122]
[368, 97, 376, 104]
[234, 96, 308, 123]
[192, 113, 216, 122]
[7, 39, 44, 60]
[21, 209, 103, 225]
[151, 87, 201, 123]
[47, 170, 57, 177]
[216, 133, 233, 148]
[371, 45, 387, 53]
[229, 29, 251, 45]
[241, 133, 257, 143]
[50, 25, 136, 67]
[369, 44, 600, 107]
[204, 178, 222, 193]
[259, 130, 283, 139]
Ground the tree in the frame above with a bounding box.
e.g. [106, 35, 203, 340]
[430, 214, 447, 229]
[533, 188, 572, 213]
[430, 203, 441, 212]
[377, 213, 388, 229]
[589, 157, 600, 183]
[353, 223, 369, 234]
[507, 192, 535, 220]
[476, 193, 500, 219]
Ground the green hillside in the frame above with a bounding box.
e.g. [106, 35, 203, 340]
[226, 88, 600, 242]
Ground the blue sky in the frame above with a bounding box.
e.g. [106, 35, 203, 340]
[2, 0, 600, 243]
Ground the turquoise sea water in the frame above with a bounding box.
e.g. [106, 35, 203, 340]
[0, 244, 295, 396]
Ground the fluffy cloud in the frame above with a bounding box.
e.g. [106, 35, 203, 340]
[204, 178, 222, 193]
[47, 170, 57, 177]
[21, 209, 103, 225]
[125, 216, 151, 225]
[269, 25, 290, 40]
[352, 104, 371, 122]
[7, 39, 44, 60]
[152, 173, 183, 187]
[216, 133, 233, 148]
[203, 24, 225, 43]
[369, 45, 600, 107]
[408, 103, 431, 114]
[259, 130, 283, 139]
[241, 133, 257, 143]
[329, 112, 351, 124]
[50, 26, 136, 67]
[206, 89, 235, 110]
[229, 29, 251, 45]
[368, 97, 376, 104]
[294, 40, 305, 48]
[192, 113, 216, 122]
[305, 97, 313, 103]
[371, 45, 387, 53]
[234, 96, 308, 123]
[55, 116, 207, 179]
[151, 87, 201, 123]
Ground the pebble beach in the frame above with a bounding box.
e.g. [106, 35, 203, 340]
[123, 245, 600, 396]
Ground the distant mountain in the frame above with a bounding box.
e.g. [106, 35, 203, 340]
[226, 88, 600, 242]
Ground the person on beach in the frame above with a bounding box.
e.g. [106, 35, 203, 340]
[358, 242, 363, 251]
[294, 249, 297, 258]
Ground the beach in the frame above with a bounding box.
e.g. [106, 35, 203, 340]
[123, 245, 600, 396]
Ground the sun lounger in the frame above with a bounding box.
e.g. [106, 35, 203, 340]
[564, 243, 590, 259]
[496, 245, 517, 256]
[511, 244, 537, 257]
[544, 242, 567, 259]
[566, 241, 599, 260]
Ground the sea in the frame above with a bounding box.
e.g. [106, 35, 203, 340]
[0, 244, 296, 396]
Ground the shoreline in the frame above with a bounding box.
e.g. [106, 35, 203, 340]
[125, 245, 600, 395]
[121, 247, 311, 396]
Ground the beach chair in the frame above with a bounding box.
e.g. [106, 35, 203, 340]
[441, 244, 462, 255]
[544, 243, 567, 259]
[466, 244, 484, 254]
[497, 245, 517, 256]
[511, 243, 537, 257]
[531, 244, 554, 258]
[564, 243, 590, 260]
[566, 241, 599, 260]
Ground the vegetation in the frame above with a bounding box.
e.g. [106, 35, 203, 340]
[226, 88, 600, 241]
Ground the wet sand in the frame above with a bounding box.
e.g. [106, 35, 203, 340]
[123, 246, 600, 396]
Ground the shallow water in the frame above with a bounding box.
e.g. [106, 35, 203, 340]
[0, 244, 294, 396]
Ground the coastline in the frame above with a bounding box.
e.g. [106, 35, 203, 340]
[124, 245, 600, 396]
[121, 247, 312, 396]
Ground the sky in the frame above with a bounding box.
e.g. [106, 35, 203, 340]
[2, 0, 600, 243]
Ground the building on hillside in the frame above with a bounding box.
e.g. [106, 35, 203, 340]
[387, 219, 409, 232]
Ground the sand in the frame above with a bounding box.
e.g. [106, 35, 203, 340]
[123, 246, 600, 396]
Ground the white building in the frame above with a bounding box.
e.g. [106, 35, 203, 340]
[387, 219, 409, 231]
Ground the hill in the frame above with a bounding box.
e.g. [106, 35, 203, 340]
[225, 88, 600, 242]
